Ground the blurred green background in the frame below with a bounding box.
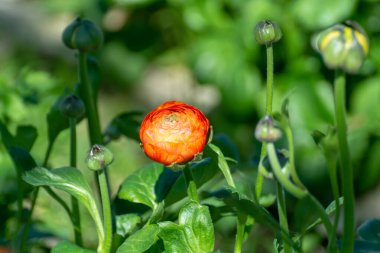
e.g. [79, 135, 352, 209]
[1, 0, 380, 252]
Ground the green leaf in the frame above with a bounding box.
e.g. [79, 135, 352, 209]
[158, 222, 192, 253]
[303, 197, 344, 233]
[9, 147, 36, 170]
[118, 163, 165, 209]
[357, 219, 380, 243]
[116, 224, 160, 253]
[52, 241, 96, 253]
[116, 214, 142, 237]
[46, 93, 71, 144]
[104, 111, 142, 143]
[158, 201, 214, 253]
[0, 122, 37, 192]
[23, 167, 104, 244]
[178, 201, 214, 252]
[208, 143, 235, 187]
[164, 152, 219, 206]
[113, 0, 155, 7]
[0, 123, 37, 152]
[222, 187, 300, 251]
[354, 240, 380, 253]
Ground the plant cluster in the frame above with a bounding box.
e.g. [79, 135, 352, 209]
[1, 9, 380, 253]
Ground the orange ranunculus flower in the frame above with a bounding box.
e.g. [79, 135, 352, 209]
[140, 101, 210, 166]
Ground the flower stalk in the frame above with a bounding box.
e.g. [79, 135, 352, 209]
[69, 117, 83, 246]
[334, 70, 354, 252]
[183, 165, 199, 203]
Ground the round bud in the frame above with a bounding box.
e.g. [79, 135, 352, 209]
[62, 17, 104, 52]
[255, 116, 282, 143]
[316, 21, 369, 74]
[60, 94, 85, 119]
[87, 145, 114, 171]
[254, 20, 282, 46]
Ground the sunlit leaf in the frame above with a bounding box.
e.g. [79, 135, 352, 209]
[116, 224, 160, 253]
[116, 214, 142, 237]
[52, 241, 95, 253]
[158, 201, 214, 253]
[23, 167, 103, 243]
[118, 163, 164, 209]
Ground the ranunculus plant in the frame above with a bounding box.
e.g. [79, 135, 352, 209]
[2, 13, 380, 253]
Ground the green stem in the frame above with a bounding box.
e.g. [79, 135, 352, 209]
[98, 169, 113, 253]
[256, 44, 274, 199]
[20, 188, 39, 253]
[19, 142, 54, 252]
[283, 124, 304, 188]
[334, 70, 354, 252]
[306, 194, 334, 238]
[183, 165, 199, 203]
[265, 44, 274, 116]
[267, 143, 307, 199]
[15, 166, 24, 232]
[70, 118, 83, 246]
[276, 181, 290, 253]
[327, 159, 339, 253]
[234, 215, 246, 253]
[78, 52, 103, 145]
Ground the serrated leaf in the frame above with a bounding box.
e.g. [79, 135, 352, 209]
[23, 167, 104, 244]
[118, 163, 165, 209]
[158, 201, 214, 253]
[358, 219, 380, 243]
[116, 214, 142, 237]
[52, 241, 96, 253]
[116, 224, 160, 253]
[104, 111, 142, 143]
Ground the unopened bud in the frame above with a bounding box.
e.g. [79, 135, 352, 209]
[62, 17, 104, 52]
[316, 21, 369, 74]
[255, 116, 282, 143]
[60, 94, 85, 119]
[87, 145, 114, 171]
[254, 20, 282, 46]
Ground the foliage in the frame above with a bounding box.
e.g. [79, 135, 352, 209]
[0, 0, 380, 252]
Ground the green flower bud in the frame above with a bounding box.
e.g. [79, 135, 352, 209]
[255, 116, 282, 143]
[60, 94, 85, 119]
[62, 17, 104, 52]
[316, 21, 369, 74]
[254, 20, 282, 46]
[87, 145, 114, 171]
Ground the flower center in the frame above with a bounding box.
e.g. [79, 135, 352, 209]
[164, 114, 179, 124]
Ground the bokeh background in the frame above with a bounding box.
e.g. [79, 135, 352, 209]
[1, 0, 380, 252]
